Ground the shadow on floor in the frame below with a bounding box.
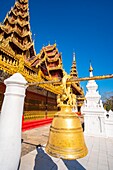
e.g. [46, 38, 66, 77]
[34, 145, 86, 170]
[34, 145, 58, 170]
[62, 159, 86, 170]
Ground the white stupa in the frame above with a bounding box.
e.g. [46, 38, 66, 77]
[81, 64, 106, 137]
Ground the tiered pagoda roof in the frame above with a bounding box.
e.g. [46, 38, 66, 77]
[70, 52, 78, 78]
[31, 43, 63, 80]
[70, 52, 81, 93]
[70, 52, 85, 109]
[0, 0, 36, 59]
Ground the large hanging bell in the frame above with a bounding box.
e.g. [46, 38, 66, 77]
[45, 105, 88, 160]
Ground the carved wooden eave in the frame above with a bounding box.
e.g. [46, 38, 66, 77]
[11, 37, 33, 51]
[0, 26, 30, 39]
[4, 17, 29, 28]
[0, 55, 63, 94]
[20, 0, 28, 3]
[15, 1, 28, 10]
[0, 40, 15, 58]
[48, 65, 62, 71]
[0, 25, 12, 34]
[47, 50, 58, 57]
[47, 54, 61, 63]
[15, 29, 31, 38]
[12, 9, 28, 17]
[44, 43, 56, 52]
[17, 20, 29, 27]
[15, 2, 28, 11]
[28, 55, 40, 67]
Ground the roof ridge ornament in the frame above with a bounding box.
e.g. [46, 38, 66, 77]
[89, 61, 93, 72]
[19, 0, 28, 3]
[73, 51, 76, 62]
[89, 61, 93, 77]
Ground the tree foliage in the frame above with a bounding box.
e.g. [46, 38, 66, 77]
[102, 92, 113, 111]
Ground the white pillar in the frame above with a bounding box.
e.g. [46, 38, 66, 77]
[0, 73, 27, 170]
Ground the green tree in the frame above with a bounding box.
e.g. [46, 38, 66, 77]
[102, 92, 113, 111]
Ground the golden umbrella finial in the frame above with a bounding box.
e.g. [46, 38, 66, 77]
[73, 51, 76, 62]
[89, 61, 93, 72]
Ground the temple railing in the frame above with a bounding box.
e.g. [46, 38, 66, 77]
[24, 110, 56, 121]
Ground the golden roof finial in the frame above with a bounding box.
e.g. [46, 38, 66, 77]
[73, 52, 76, 62]
[48, 41, 50, 46]
[89, 61, 93, 72]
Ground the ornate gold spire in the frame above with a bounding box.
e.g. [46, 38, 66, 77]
[70, 52, 78, 78]
[73, 51, 76, 61]
[89, 62, 93, 72]
[89, 62, 93, 77]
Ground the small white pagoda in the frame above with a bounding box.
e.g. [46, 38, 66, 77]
[81, 64, 106, 137]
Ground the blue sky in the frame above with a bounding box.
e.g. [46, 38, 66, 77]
[0, 0, 113, 97]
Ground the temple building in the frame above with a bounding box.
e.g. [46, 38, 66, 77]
[0, 0, 84, 120]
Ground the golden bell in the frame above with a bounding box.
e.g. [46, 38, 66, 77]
[45, 105, 88, 160]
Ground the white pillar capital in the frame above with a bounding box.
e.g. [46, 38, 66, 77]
[4, 73, 27, 85]
[4, 73, 27, 97]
